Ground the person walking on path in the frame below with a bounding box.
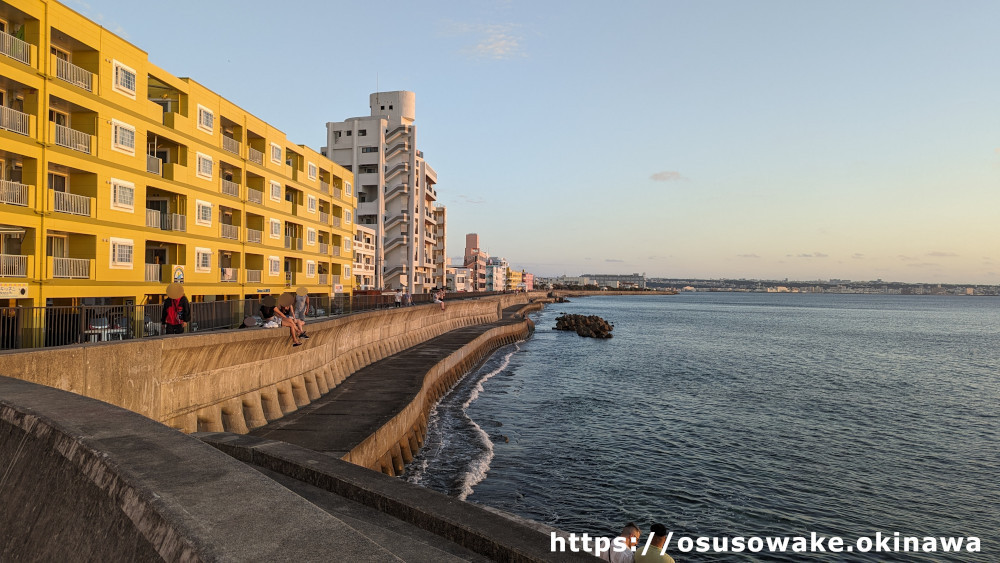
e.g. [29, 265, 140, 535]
[394, 289, 403, 308]
[294, 287, 311, 339]
[161, 283, 190, 335]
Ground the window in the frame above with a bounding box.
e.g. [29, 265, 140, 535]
[306, 260, 316, 278]
[109, 237, 134, 269]
[307, 228, 316, 246]
[361, 146, 379, 153]
[308, 163, 317, 180]
[270, 180, 282, 201]
[196, 153, 213, 180]
[195, 248, 211, 272]
[270, 219, 281, 239]
[110, 178, 135, 211]
[334, 131, 342, 139]
[345, 239, 352, 250]
[111, 120, 136, 155]
[358, 129, 366, 136]
[345, 211, 352, 224]
[270, 143, 282, 164]
[197, 105, 214, 133]
[346, 183, 352, 196]
[268, 256, 280, 276]
[112, 60, 136, 98]
[358, 164, 377, 174]
[345, 266, 351, 276]
[307, 195, 317, 213]
[195, 200, 212, 227]
[346, 130, 352, 136]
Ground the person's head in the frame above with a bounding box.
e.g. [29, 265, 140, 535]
[620, 522, 641, 546]
[649, 523, 668, 547]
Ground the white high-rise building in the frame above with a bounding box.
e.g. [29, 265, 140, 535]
[323, 91, 440, 293]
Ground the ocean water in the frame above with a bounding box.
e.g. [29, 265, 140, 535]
[405, 293, 1000, 561]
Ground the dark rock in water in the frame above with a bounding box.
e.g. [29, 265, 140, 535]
[553, 314, 614, 339]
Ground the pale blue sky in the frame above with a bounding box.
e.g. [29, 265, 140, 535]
[73, 0, 1000, 283]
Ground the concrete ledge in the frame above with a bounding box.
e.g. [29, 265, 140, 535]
[198, 432, 599, 563]
[0, 376, 399, 562]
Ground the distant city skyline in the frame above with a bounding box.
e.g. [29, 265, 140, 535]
[76, 0, 1000, 284]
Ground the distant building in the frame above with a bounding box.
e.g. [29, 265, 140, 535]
[507, 268, 522, 290]
[485, 257, 508, 291]
[463, 233, 488, 291]
[431, 205, 447, 288]
[446, 267, 470, 292]
[353, 225, 377, 289]
[523, 272, 534, 291]
[580, 273, 647, 289]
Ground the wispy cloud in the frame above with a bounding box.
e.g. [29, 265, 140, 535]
[852, 253, 865, 259]
[789, 252, 828, 259]
[650, 171, 688, 182]
[737, 254, 760, 259]
[605, 259, 624, 263]
[927, 251, 958, 257]
[907, 262, 939, 268]
[441, 21, 526, 60]
[897, 255, 917, 262]
[456, 195, 485, 204]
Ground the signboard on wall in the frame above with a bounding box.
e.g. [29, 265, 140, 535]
[171, 265, 185, 284]
[0, 283, 29, 299]
[256, 288, 271, 293]
[334, 284, 344, 293]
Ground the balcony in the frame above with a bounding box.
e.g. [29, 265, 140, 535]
[146, 154, 163, 176]
[248, 147, 264, 165]
[0, 180, 30, 207]
[318, 273, 328, 285]
[54, 56, 93, 92]
[144, 263, 161, 282]
[319, 181, 329, 194]
[332, 247, 341, 257]
[221, 178, 240, 198]
[385, 163, 409, 181]
[284, 236, 302, 250]
[334, 187, 342, 199]
[247, 187, 263, 204]
[332, 217, 341, 228]
[52, 257, 90, 279]
[220, 223, 239, 240]
[319, 211, 329, 224]
[331, 275, 340, 285]
[386, 183, 409, 202]
[0, 106, 30, 136]
[247, 269, 262, 283]
[222, 135, 240, 155]
[53, 123, 91, 154]
[247, 228, 262, 244]
[220, 268, 236, 283]
[385, 124, 409, 143]
[0, 30, 32, 66]
[319, 242, 328, 254]
[53, 191, 91, 216]
[0, 254, 27, 277]
[145, 210, 187, 232]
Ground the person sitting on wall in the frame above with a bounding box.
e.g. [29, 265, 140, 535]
[596, 522, 641, 562]
[433, 289, 446, 311]
[161, 283, 190, 335]
[276, 292, 304, 346]
[260, 295, 281, 328]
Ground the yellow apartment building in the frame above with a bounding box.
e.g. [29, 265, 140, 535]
[0, 0, 355, 309]
[507, 268, 522, 291]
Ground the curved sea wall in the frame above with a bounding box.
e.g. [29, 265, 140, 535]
[0, 293, 539, 434]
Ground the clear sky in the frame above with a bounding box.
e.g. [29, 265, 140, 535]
[72, 0, 1000, 283]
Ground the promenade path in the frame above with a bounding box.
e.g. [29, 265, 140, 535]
[249, 303, 529, 458]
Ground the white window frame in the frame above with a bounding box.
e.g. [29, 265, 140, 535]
[270, 142, 282, 164]
[306, 228, 316, 246]
[111, 119, 136, 156]
[307, 162, 317, 180]
[196, 105, 214, 134]
[195, 200, 212, 227]
[109, 178, 135, 212]
[195, 247, 211, 273]
[307, 194, 317, 213]
[269, 180, 282, 202]
[306, 260, 316, 278]
[109, 237, 134, 269]
[345, 211, 352, 224]
[345, 239, 352, 251]
[269, 218, 281, 239]
[345, 265, 351, 276]
[195, 152, 213, 180]
[346, 182, 352, 197]
[268, 256, 280, 276]
[111, 60, 137, 99]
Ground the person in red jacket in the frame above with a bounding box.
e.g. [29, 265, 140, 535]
[161, 283, 190, 335]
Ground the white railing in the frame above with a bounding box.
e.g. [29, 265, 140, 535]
[332, 217, 341, 227]
[149, 212, 187, 232]
[0, 180, 29, 206]
[334, 187, 342, 199]
[221, 223, 239, 240]
[0, 105, 30, 136]
[0, 254, 27, 277]
[53, 191, 90, 216]
[222, 135, 240, 154]
[247, 188, 263, 204]
[319, 211, 329, 224]
[284, 236, 302, 250]
[0, 31, 31, 66]
[247, 228, 262, 243]
[319, 242, 329, 254]
[248, 147, 264, 165]
[318, 273, 328, 285]
[331, 275, 340, 285]
[54, 57, 93, 91]
[332, 247, 341, 257]
[145, 208, 160, 228]
[221, 178, 240, 197]
[53, 257, 89, 279]
[247, 269, 262, 283]
[319, 181, 329, 194]
[145, 263, 161, 282]
[54, 123, 91, 154]
[147, 154, 162, 175]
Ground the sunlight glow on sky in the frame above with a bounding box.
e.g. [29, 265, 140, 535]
[71, 0, 1000, 283]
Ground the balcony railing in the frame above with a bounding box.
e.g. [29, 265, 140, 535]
[0, 254, 27, 277]
[145, 263, 161, 282]
[332, 217, 341, 227]
[247, 228, 262, 244]
[332, 247, 341, 257]
[220, 223, 239, 240]
[221, 178, 240, 197]
[0, 180, 29, 206]
[0, 105, 30, 136]
[54, 123, 91, 154]
[0, 30, 31, 66]
[319, 242, 329, 254]
[52, 257, 89, 279]
[247, 187, 263, 204]
[247, 269, 262, 283]
[222, 135, 240, 155]
[334, 187, 342, 199]
[331, 275, 340, 285]
[147, 154, 162, 175]
[220, 268, 236, 282]
[284, 236, 302, 250]
[248, 147, 264, 165]
[54, 56, 93, 92]
[53, 191, 90, 216]
[318, 273, 328, 285]
[319, 181, 329, 194]
[319, 211, 329, 224]
[146, 210, 186, 232]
